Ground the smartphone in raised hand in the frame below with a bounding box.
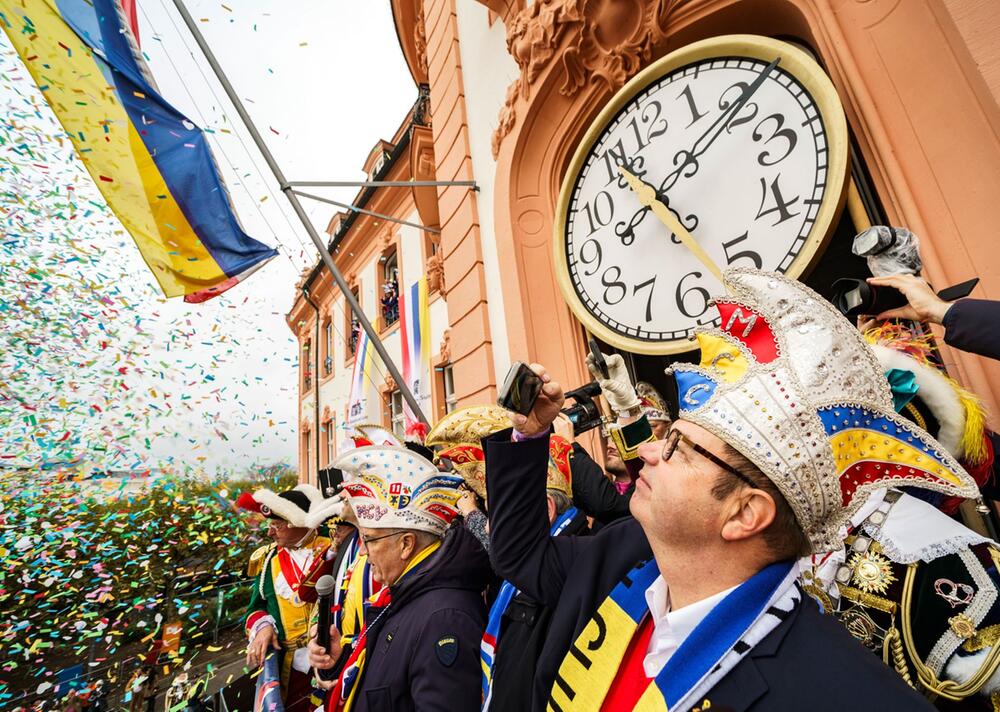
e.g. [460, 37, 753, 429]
[588, 338, 610, 379]
[497, 362, 543, 416]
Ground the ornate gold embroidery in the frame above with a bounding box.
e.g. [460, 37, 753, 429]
[839, 585, 898, 615]
[849, 550, 897, 595]
[964, 624, 1000, 653]
[950, 613, 977, 640]
[840, 604, 889, 650]
[801, 569, 834, 614]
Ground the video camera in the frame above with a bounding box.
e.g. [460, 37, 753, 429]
[561, 382, 604, 436]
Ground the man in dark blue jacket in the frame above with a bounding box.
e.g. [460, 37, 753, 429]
[308, 445, 490, 712]
[487, 270, 937, 712]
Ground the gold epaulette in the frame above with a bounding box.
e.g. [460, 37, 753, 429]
[901, 547, 1000, 701]
[247, 544, 274, 578]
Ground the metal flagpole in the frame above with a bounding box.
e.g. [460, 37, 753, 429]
[288, 180, 477, 189]
[169, 0, 430, 427]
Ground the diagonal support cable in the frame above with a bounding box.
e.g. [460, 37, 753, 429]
[291, 190, 440, 234]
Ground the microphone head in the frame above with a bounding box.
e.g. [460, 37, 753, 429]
[316, 574, 337, 598]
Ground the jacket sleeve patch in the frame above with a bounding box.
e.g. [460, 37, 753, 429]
[435, 636, 458, 667]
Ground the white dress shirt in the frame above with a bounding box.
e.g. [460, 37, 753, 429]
[643, 576, 738, 677]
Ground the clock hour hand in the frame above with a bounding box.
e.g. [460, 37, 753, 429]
[618, 166, 722, 281]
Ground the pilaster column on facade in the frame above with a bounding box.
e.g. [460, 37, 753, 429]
[823, 0, 1000, 419]
[422, 0, 497, 406]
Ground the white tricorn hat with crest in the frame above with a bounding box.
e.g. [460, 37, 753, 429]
[334, 446, 464, 537]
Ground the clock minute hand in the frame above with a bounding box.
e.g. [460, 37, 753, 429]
[618, 166, 722, 281]
[681, 56, 780, 168]
[614, 57, 782, 246]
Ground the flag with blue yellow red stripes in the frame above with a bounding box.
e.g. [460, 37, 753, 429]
[0, 0, 277, 302]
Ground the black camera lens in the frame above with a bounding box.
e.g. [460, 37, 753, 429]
[830, 278, 909, 318]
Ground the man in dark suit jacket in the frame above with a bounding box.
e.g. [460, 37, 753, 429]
[486, 363, 931, 712]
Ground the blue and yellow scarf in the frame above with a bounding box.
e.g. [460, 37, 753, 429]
[549, 559, 799, 711]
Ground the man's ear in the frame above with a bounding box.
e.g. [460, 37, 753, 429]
[400, 531, 417, 559]
[546, 495, 557, 525]
[720, 490, 776, 543]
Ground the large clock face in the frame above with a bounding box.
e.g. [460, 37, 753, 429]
[555, 36, 848, 354]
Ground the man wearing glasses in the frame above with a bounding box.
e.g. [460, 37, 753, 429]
[307, 445, 491, 712]
[485, 270, 933, 711]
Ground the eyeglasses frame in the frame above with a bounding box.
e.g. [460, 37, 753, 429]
[661, 428, 760, 490]
[360, 531, 406, 547]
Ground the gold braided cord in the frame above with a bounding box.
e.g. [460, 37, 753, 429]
[901, 565, 1000, 700]
[902, 403, 927, 432]
[883, 626, 914, 688]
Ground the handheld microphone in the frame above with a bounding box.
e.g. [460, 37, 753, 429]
[315, 574, 337, 681]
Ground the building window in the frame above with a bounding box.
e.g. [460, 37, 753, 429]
[303, 339, 312, 390]
[443, 364, 457, 414]
[389, 390, 405, 439]
[323, 320, 334, 376]
[324, 419, 335, 466]
[380, 250, 399, 328]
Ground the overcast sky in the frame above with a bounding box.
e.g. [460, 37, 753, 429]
[0, 1, 416, 473]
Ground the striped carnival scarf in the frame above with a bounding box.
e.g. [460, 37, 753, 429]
[333, 534, 361, 630]
[481, 507, 579, 710]
[254, 649, 284, 712]
[549, 559, 801, 712]
[327, 540, 441, 712]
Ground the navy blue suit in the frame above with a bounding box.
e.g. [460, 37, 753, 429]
[944, 298, 1000, 361]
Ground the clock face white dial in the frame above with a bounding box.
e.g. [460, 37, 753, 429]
[564, 56, 831, 343]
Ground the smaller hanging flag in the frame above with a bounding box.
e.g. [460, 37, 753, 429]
[346, 327, 373, 425]
[399, 277, 431, 436]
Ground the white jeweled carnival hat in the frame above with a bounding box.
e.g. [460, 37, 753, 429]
[670, 268, 978, 552]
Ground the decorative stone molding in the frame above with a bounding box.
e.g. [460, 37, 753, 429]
[426, 251, 446, 295]
[295, 262, 316, 291]
[384, 374, 398, 392]
[474, 0, 516, 15]
[492, 0, 672, 158]
[321, 405, 332, 422]
[414, 3, 429, 79]
[409, 125, 440, 228]
[439, 329, 452, 363]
